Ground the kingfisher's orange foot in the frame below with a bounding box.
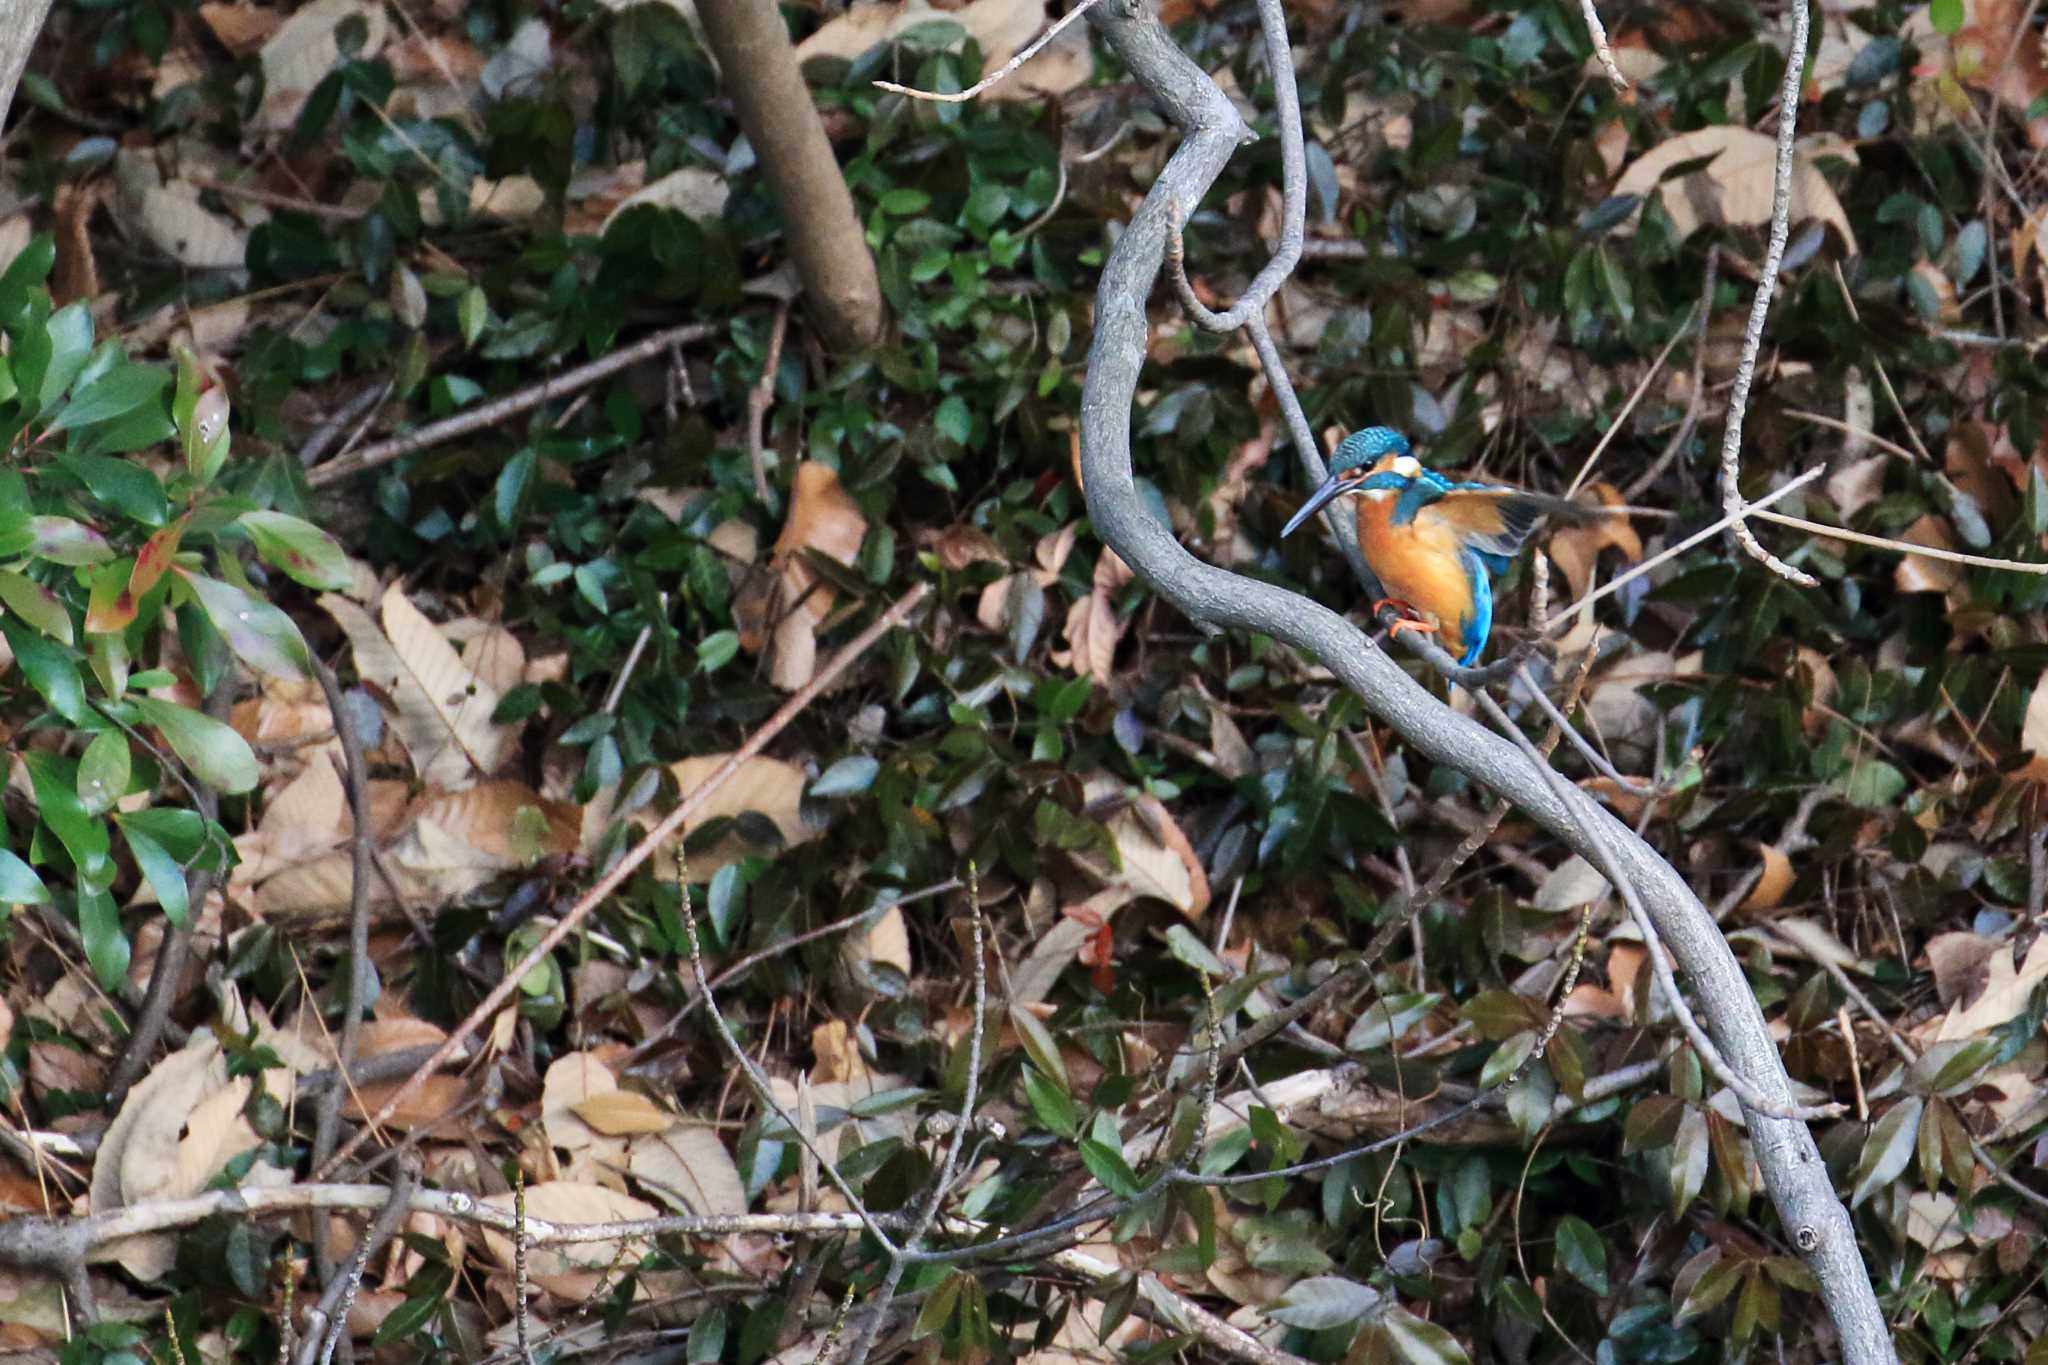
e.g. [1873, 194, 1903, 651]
[1370, 597, 1416, 617]
[1384, 618, 1440, 644]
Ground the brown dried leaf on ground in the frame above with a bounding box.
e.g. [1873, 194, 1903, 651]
[479, 1182, 660, 1300]
[1548, 482, 1640, 601]
[1893, 516, 1963, 595]
[627, 1126, 747, 1215]
[649, 754, 822, 882]
[257, 0, 391, 131]
[1611, 127, 1858, 253]
[1052, 549, 1133, 686]
[322, 585, 513, 788]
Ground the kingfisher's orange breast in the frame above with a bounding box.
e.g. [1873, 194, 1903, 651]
[1354, 497, 1480, 657]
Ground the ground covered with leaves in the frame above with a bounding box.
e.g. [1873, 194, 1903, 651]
[2, 0, 2048, 1362]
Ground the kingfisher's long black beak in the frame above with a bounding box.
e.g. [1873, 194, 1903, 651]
[1281, 474, 1353, 538]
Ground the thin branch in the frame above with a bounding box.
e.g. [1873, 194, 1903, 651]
[1624, 247, 1720, 502]
[745, 303, 791, 507]
[306, 322, 717, 486]
[1748, 507, 2048, 573]
[1715, 0, 1817, 589]
[310, 662, 378, 1178]
[311, 583, 930, 1179]
[872, 0, 1105, 102]
[297, 1172, 413, 1365]
[1579, 0, 1629, 91]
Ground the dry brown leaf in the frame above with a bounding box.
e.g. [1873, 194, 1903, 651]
[258, 0, 390, 131]
[1611, 127, 1857, 253]
[1740, 843, 1795, 913]
[653, 754, 819, 882]
[599, 167, 729, 232]
[1892, 516, 1963, 595]
[1052, 550, 1133, 685]
[811, 1020, 867, 1085]
[479, 1182, 659, 1300]
[773, 462, 868, 626]
[627, 1126, 747, 1216]
[1546, 482, 1641, 601]
[1107, 796, 1209, 918]
[345, 1074, 469, 1136]
[572, 1090, 677, 1137]
[1932, 937, 2048, 1042]
[927, 524, 1006, 570]
[1207, 702, 1252, 779]
[51, 183, 99, 308]
[321, 585, 511, 788]
[199, 2, 282, 53]
[1924, 931, 1997, 1009]
[137, 182, 248, 271]
[859, 904, 913, 974]
[541, 1051, 622, 1154]
[795, 0, 1087, 98]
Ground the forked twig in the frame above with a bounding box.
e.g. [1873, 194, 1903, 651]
[872, 0, 1105, 103]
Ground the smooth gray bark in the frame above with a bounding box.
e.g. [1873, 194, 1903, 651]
[1074, 1, 1892, 1359]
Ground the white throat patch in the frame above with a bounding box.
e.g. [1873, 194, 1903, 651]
[1389, 455, 1421, 479]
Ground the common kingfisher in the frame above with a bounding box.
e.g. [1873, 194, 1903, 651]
[1280, 427, 1603, 666]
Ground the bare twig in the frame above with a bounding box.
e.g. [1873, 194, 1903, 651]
[307, 322, 717, 486]
[745, 303, 791, 506]
[1579, 0, 1629, 91]
[312, 584, 930, 1179]
[296, 1171, 414, 1365]
[1715, 0, 1817, 589]
[310, 662, 378, 1179]
[1748, 507, 2048, 573]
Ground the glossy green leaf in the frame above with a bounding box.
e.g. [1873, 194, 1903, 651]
[77, 886, 128, 993]
[0, 850, 51, 906]
[1849, 1096, 1923, 1206]
[239, 510, 354, 590]
[121, 695, 261, 794]
[28, 515, 113, 565]
[174, 570, 311, 680]
[0, 616, 87, 723]
[47, 362, 168, 434]
[120, 821, 190, 928]
[0, 569, 75, 644]
[76, 730, 130, 816]
[1552, 1215, 1609, 1296]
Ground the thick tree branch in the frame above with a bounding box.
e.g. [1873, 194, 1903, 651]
[1073, 0, 1888, 1358]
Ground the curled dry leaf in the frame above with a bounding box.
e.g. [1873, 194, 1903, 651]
[1924, 931, 1997, 1010]
[1931, 937, 2048, 1043]
[1739, 843, 1795, 913]
[199, 2, 282, 54]
[541, 1051, 623, 1154]
[1052, 548, 1134, 686]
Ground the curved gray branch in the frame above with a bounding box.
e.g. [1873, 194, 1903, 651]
[1074, 1, 1888, 1358]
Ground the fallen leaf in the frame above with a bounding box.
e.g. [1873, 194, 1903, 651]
[652, 754, 821, 882]
[1546, 482, 1641, 601]
[258, 0, 390, 131]
[1739, 843, 1795, 913]
[1052, 549, 1133, 685]
[1611, 126, 1858, 253]
[1933, 937, 2048, 1042]
[479, 1182, 659, 1300]
[627, 1126, 747, 1215]
[1892, 516, 1963, 595]
[572, 1090, 678, 1137]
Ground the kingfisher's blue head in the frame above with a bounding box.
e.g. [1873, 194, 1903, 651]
[1328, 426, 1411, 477]
[1282, 427, 1419, 537]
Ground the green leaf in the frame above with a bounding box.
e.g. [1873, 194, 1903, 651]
[458, 285, 487, 347]
[1553, 1215, 1609, 1296]
[0, 569, 75, 644]
[1849, 1096, 1923, 1206]
[1837, 759, 1905, 809]
[1078, 1137, 1143, 1199]
[0, 850, 51, 906]
[76, 730, 130, 816]
[29, 515, 114, 564]
[935, 395, 971, 445]
[810, 755, 879, 798]
[77, 886, 129, 993]
[0, 616, 87, 723]
[47, 363, 169, 434]
[494, 447, 537, 528]
[1479, 1031, 1536, 1089]
[36, 303, 95, 412]
[174, 571, 311, 680]
[1676, 1255, 1742, 1322]
[120, 821, 190, 928]
[1266, 1276, 1380, 1330]
[1021, 1063, 1079, 1138]
[1931, 0, 1963, 34]
[696, 629, 739, 672]
[0, 235, 55, 296]
[52, 453, 169, 528]
[238, 511, 353, 590]
[21, 751, 113, 890]
[1374, 1304, 1471, 1365]
[121, 695, 261, 794]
